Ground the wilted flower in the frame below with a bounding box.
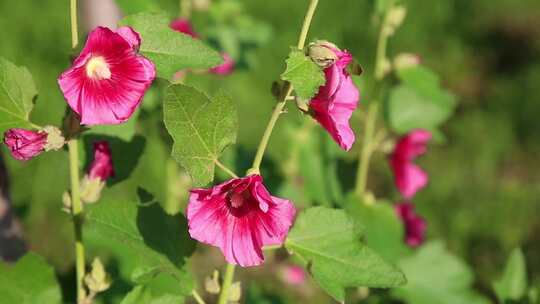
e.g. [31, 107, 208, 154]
[187, 175, 296, 267]
[308, 41, 360, 151]
[80, 141, 114, 203]
[395, 202, 426, 247]
[389, 129, 432, 199]
[58, 26, 155, 125]
[3, 126, 65, 161]
[169, 18, 235, 75]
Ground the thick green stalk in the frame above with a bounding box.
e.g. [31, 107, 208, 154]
[216, 263, 236, 304]
[354, 10, 390, 198]
[217, 1, 320, 302]
[69, 0, 85, 302]
[68, 139, 86, 303]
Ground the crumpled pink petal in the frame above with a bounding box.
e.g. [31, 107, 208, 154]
[170, 18, 199, 38]
[390, 129, 432, 199]
[395, 202, 427, 247]
[3, 128, 47, 161]
[58, 26, 155, 125]
[209, 53, 235, 75]
[88, 141, 115, 181]
[309, 44, 359, 151]
[187, 175, 296, 267]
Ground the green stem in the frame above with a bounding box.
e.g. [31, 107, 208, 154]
[248, 0, 319, 174]
[215, 160, 239, 178]
[69, 1, 85, 302]
[68, 139, 86, 303]
[191, 289, 206, 304]
[354, 9, 391, 199]
[70, 0, 78, 48]
[217, 263, 236, 304]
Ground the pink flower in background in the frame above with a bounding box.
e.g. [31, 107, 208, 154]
[209, 53, 235, 75]
[3, 129, 47, 161]
[309, 42, 360, 151]
[58, 26, 155, 125]
[187, 175, 296, 267]
[88, 141, 115, 181]
[282, 265, 306, 285]
[169, 18, 235, 75]
[389, 129, 432, 199]
[395, 202, 426, 247]
[170, 18, 199, 38]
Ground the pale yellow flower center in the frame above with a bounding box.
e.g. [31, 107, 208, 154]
[86, 56, 111, 80]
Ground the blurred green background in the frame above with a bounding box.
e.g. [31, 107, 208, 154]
[0, 0, 539, 303]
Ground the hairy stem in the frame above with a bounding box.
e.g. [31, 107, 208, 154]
[68, 140, 86, 303]
[354, 9, 391, 199]
[248, 0, 319, 174]
[217, 263, 236, 304]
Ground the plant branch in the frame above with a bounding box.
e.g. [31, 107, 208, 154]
[215, 160, 239, 178]
[248, 0, 319, 174]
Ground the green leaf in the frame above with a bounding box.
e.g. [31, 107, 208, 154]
[85, 200, 196, 296]
[281, 50, 325, 100]
[121, 285, 184, 304]
[494, 248, 528, 302]
[387, 84, 456, 134]
[392, 241, 490, 304]
[0, 57, 37, 133]
[163, 84, 237, 186]
[0, 253, 62, 304]
[120, 12, 223, 79]
[285, 207, 406, 301]
[345, 197, 406, 263]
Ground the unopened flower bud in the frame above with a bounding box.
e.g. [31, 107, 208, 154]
[80, 175, 105, 204]
[393, 53, 421, 71]
[204, 270, 221, 294]
[62, 191, 72, 213]
[384, 5, 407, 36]
[229, 282, 242, 302]
[308, 40, 339, 68]
[84, 258, 111, 293]
[42, 126, 65, 151]
[3, 128, 47, 161]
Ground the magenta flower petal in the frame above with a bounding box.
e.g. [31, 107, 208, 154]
[282, 265, 306, 285]
[3, 128, 47, 161]
[390, 129, 432, 199]
[170, 18, 199, 38]
[88, 141, 114, 181]
[395, 202, 427, 247]
[309, 44, 360, 151]
[187, 175, 296, 267]
[58, 26, 155, 125]
[209, 53, 235, 75]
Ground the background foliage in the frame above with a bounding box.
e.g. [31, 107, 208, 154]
[0, 0, 539, 303]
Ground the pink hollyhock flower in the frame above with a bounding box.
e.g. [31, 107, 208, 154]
[169, 19, 235, 75]
[170, 18, 199, 38]
[308, 42, 360, 151]
[209, 53, 235, 75]
[3, 129, 47, 161]
[3, 126, 65, 161]
[281, 265, 306, 285]
[80, 141, 114, 204]
[395, 202, 426, 247]
[187, 175, 296, 267]
[88, 141, 115, 181]
[58, 26, 155, 125]
[389, 129, 432, 199]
